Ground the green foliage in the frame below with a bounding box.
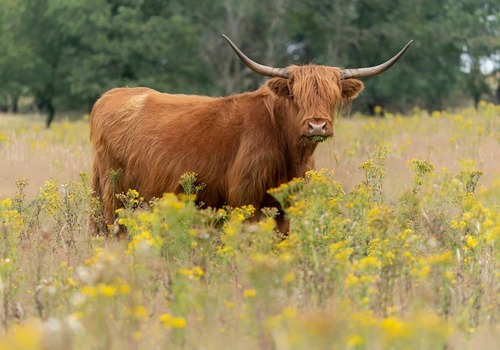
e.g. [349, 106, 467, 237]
[0, 0, 498, 122]
[359, 145, 390, 202]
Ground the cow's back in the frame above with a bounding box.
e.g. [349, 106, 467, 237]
[90, 87, 241, 206]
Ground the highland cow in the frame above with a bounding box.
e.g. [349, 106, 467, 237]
[90, 35, 412, 235]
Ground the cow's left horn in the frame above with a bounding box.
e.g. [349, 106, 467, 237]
[341, 40, 413, 79]
[222, 34, 290, 79]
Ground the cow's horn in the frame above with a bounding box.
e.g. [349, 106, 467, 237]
[222, 34, 290, 79]
[341, 40, 413, 79]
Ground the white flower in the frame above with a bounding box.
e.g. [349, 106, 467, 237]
[44, 317, 62, 333]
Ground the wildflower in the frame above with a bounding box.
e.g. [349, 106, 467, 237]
[465, 235, 478, 249]
[444, 270, 456, 284]
[374, 105, 383, 115]
[282, 307, 296, 319]
[356, 256, 382, 270]
[192, 266, 204, 276]
[426, 251, 453, 265]
[224, 301, 234, 309]
[97, 283, 117, 297]
[431, 110, 441, 118]
[243, 289, 257, 298]
[381, 317, 411, 340]
[1, 197, 12, 208]
[129, 306, 148, 320]
[126, 230, 163, 255]
[347, 334, 364, 347]
[345, 274, 359, 288]
[119, 283, 132, 294]
[66, 314, 83, 334]
[39, 179, 61, 215]
[178, 266, 204, 279]
[385, 251, 396, 265]
[80, 286, 97, 297]
[159, 313, 187, 329]
[282, 271, 295, 283]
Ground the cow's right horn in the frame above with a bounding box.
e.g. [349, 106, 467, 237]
[342, 40, 413, 79]
[222, 34, 290, 79]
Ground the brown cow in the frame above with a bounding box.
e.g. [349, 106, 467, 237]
[90, 35, 412, 235]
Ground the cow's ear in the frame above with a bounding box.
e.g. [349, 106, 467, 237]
[267, 78, 292, 98]
[341, 79, 364, 99]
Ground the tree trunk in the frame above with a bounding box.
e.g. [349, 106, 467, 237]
[11, 95, 19, 114]
[46, 100, 55, 128]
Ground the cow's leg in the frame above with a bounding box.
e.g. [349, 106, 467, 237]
[262, 193, 289, 236]
[89, 159, 104, 236]
[90, 158, 125, 237]
[274, 209, 290, 236]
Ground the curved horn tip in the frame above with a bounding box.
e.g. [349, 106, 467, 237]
[403, 40, 414, 50]
[221, 34, 289, 79]
[342, 40, 414, 79]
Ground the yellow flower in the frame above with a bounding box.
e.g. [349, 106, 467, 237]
[1, 197, 12, 208]
[385, 251, 396, 265]
[119, 283, 132, 294]
[178, 268, 192, 276]
[426, 251, 453, 265]
[81, 286, 97, 297]
[243, 289, 257, 298]
[178, 266, 204, 279]
[345, 273, 359, 288]
[129, 306, 148, 320]
[431, 110, 441, 118]
[97, 283, 117, 297]
[348, 334, 364, 347]
[465, 235, 478, 248]
[282, 271, 295, 284]
[159, 313, 187, 329]
[381, 317, 411, 340]
[71, 312, 83, 319]
[282, 307, 296, 319]
[2, 320, 43, 349]
[444, 270, 456, 284]
[192, 266, 204, 276]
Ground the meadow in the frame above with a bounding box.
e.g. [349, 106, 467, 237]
[0, 103, 499, 349]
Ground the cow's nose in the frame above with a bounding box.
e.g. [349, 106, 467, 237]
[308, 122, 327, 136]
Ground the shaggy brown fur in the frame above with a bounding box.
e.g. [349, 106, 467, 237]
[89, 65, 364, 235]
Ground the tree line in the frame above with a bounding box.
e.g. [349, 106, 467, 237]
[0, 0, 498, 127]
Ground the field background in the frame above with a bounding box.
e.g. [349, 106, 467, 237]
[0, 104, 499, 349]
[1, 106, 499, 199]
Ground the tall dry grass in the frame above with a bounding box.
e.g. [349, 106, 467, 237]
[0, 103, 498, 349]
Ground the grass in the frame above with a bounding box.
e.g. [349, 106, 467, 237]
[0, 102, 499, 349]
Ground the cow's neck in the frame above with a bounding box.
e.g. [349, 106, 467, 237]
[295, 139, 317, 174]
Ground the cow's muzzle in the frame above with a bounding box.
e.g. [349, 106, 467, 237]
[302, 119, 333, 142]
[308, 122, 327, 135]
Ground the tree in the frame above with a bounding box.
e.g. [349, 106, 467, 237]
[285, 0, 359, 66]
[448, 0, 499, 106]
[179, 0, 292, 95]
[0, 0, 36, 112]
[8, 0, 207, 126]
[0, 0, 498, 119]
